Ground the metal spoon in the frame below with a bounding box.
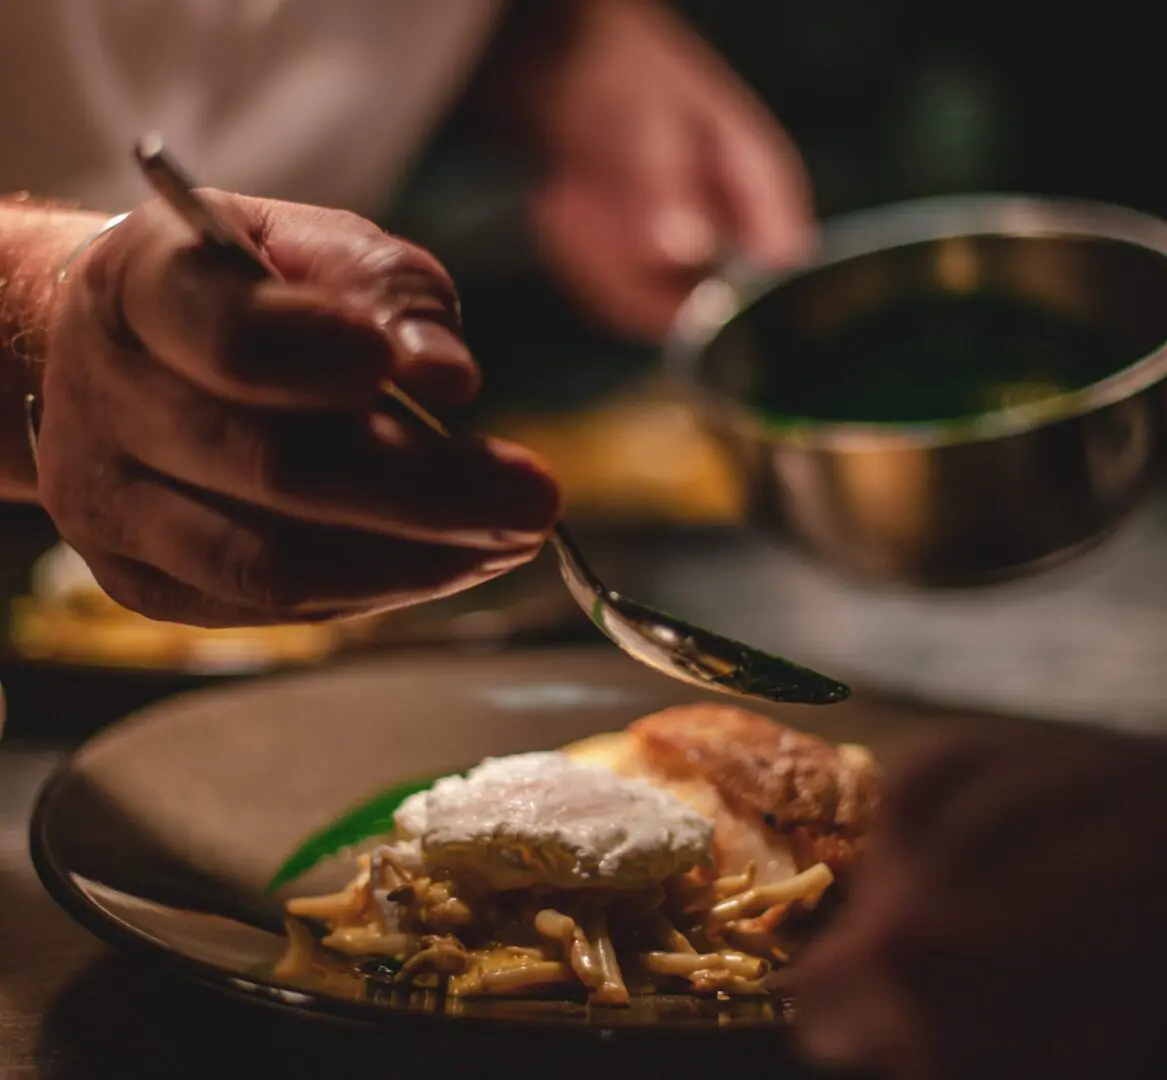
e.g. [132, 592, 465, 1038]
[133, 134, 850, 706]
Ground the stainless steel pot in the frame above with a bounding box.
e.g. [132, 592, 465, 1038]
[666, 195, 1167, 585]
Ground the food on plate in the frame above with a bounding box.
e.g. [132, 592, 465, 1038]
[276, 704, 880, 1004]
[9, 542, 337, 671]
[564, 703, 878, 885]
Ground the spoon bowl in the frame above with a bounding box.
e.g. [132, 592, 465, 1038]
[550, 527, 849, 704]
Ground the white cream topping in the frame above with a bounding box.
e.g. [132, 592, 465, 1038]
[394, 751, 713, 890]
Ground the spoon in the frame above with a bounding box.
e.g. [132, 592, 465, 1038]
[133, 134, 850, 706]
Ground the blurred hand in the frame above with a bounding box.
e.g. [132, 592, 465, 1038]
[526, 0, 815, 341]
[793, 723, 1167, 1080]
[38, 192, 560, 626]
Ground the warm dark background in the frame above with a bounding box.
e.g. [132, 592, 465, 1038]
[678, 0, 1158, 218]
[389, 0, 1160, 414]
[2, 0, 1159, 637]
[1, 15, 1160, 1072]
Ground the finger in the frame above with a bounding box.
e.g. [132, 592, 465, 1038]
[102, 352, 559, 548]
[704, 106, 818, 268]
[256, 199, 480, 410]
[388, 316, 480, 411]
[71, 469, 539, 622]
[95, 192, 479, 412]
[531, 177, 703, 341]
[93, 196, 388, 408]
[605, 111, 719, 270]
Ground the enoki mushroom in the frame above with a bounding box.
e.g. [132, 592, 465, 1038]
[278, 853, 833, 1004]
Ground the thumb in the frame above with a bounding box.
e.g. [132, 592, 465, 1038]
[710, 113, 818, 269]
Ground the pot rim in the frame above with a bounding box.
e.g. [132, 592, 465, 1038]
[664, 193, 1167, 451]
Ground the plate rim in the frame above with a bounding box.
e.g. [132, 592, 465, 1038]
[29, 762, 446, 1032]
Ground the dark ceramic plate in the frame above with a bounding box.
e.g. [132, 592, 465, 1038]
[29, 646, 982, 1034]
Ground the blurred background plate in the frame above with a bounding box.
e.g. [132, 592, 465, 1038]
[9, 484, 1167, 737]
[0, 503, 585, 733]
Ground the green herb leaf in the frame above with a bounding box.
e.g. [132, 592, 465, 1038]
[266, 772, 452, 893]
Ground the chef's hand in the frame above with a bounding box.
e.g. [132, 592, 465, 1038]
[39, 192, 560, 626]
[793, 723, 1167, 1080]
[525, 0, 815, 341]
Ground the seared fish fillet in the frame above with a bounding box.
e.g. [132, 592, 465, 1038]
[564, 704, 879, 886]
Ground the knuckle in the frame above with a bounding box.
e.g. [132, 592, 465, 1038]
[192, 188, 267, 244]
[183, 402, 302, 506]
[284, 208, 459, 324]
[322, 206, 385, 241]
[73, 500, 130, 554]
[228, 421, 293, 502]
[351, 240, 459, 320]
[41, 460, 128, 554]
[283, 206, 386, 272]
[343, 233, 412, 286]
[216, 528, 304, 613]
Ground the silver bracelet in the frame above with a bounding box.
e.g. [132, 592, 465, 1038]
[26, 211, 132, 472]
[54, 211, 130, 285]
[24, 392, 41, 472]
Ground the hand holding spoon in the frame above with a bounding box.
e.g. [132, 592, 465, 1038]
[133, 133, 850, 706]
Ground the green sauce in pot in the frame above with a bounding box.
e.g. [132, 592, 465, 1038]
[750, 292, 1132, 426]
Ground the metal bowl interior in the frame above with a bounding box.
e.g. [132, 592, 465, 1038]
[666, 196, 1167, 584]
[672, 196, 1167, 447]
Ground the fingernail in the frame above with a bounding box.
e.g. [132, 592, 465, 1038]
[394, 318, 471, 366]
[390, 318, 480, 408]
[481, 443, 562, 538]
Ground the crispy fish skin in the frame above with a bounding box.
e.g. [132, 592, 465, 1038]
[627, 704, 881, 870]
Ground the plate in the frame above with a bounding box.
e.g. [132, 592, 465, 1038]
[29, 646, 982, 1034]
